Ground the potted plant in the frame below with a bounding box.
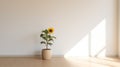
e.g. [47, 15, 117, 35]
[40, 27, 56, 60]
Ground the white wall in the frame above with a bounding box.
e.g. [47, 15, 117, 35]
[0, 0, 118, 57]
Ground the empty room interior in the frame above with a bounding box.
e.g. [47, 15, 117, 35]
[0, 0, 120, 67]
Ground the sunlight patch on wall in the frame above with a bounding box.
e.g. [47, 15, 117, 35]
[90, 19, 106, 57]
[64, 19, 106, 57]
[64, 34, 89, 57]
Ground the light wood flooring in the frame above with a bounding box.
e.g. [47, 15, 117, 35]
[0, 57, 120, 67]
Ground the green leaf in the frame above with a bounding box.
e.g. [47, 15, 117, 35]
[40, 34, 43, 37]
[52, 36, 56, 39]
[48, 43, 53, 45]
[49, 38, 53, 41]
[42, 29, 48, 34]
[43, 37, 47, 41]
[41, 41, 46, 44]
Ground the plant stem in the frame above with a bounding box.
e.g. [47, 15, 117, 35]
[46, 39, 48, 49]
[46, 44, 49, 49]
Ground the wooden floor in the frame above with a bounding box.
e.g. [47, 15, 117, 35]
[0, 57, 120, 67]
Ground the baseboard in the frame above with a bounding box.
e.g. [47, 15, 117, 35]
[0, 54, 118, 58]
[0, 55, 64, 58]
[106, 54, 118, 58]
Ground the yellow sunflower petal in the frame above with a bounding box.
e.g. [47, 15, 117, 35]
[48, 27, 54, 34]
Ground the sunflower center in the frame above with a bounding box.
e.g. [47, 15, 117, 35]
[49, 29, 53, 33]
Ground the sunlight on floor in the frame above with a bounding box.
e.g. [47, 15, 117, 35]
[64, 57, 120, 67]
[64, 19, 106, 57]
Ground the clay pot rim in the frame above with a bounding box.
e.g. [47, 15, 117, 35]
[42, 49, 51, 50]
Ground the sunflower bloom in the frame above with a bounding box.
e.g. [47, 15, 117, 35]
[48, 27, 54, 34]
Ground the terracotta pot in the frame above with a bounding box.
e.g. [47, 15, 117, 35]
[42, 49, 52, 60]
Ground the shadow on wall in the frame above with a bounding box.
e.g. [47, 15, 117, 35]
[64, 19, 106, 57]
